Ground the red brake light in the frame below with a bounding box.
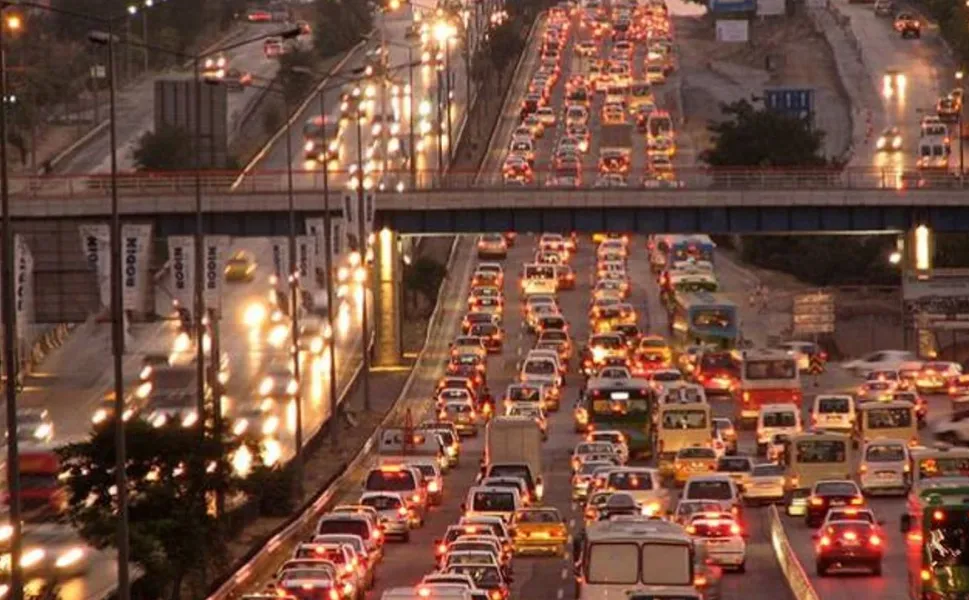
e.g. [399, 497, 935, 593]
[372, 529, 383, 541]
[412, 493, 421, 503]
[730, 523, 741, 535]
[819, 536, 831, 547]
[398, 506, 408, 516]
[869, 534, 882, 546]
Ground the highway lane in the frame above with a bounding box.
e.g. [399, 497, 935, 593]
[54, 22, 291, 176]
[9, 236, 366, 600]
[252, 7, 473, 191]
[833, 0, 954, 175]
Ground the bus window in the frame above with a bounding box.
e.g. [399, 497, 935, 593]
[928, 512, 969, 568]
[591, 398, 649, 415]
[866, 407, 912, 428]
[745, 360, 796, 380]
[661, 409, 707, 429]
[641, 544, 691, 585]
[795, 439, 846, 463]
[917, 457, 969, 479]
[587, 543, 639, 583]
[693, 309, 733, 329]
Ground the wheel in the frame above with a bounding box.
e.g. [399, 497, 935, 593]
[816, 561, 827, 577]
[402, 531, 411, 543]
[736, 561, 746, 574]
[872, 561, 882, 576]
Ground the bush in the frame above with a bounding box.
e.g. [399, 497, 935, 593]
[739, 235, 899, 286]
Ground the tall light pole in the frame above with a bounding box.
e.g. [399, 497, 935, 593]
[353, 103, 372, 412]
[0, 11, 23, 600]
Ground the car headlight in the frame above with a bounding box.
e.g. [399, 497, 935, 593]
[311, 337, 324, 353]
[21, 548, 45, 569]
[34, 423, 51, 440]
[55, 547, 85, 569]
[91, 409, 108, 425]
[259, 378, 274, 396]
[876, 137, 886, 149]
[140, 365, 153, 380]
[0, 525, 12, 542]
[304, 140, 316, 152]
[181, 412, 198, 428]
[151, 413, 167, 428]
[262, 415, 280, 437]
[893, 136, 902, 148]
[232, 419, 249, 437]
[287, 380, 299, 395]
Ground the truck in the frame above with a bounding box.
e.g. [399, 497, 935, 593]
[600, 124, 633, 155]
[11, 448, 67, 518]
[483, 417, 545, 501]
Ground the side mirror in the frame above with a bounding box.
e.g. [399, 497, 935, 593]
[900, 513, 912, 533]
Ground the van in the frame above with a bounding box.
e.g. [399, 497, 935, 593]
[756, 403, 802, 455]
[858, 439, 910, 495]
[464, 486, 522, 522]
[855, 400, 917, 446]
[681, 474, 742, 516]
[811, 394, 855, 431]
[381, 586, 472, 600]
[363, 464, 428, 521]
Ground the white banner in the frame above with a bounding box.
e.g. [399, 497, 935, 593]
[168, 235, 194, 309]
[296, 236, 318, 289]
[342, 192, 359, 251]
[269, 237, 290, 280]
[79, 224, 110, 309]
[203, 236, 231, 310]
[14, 236, 32, 339]
[122, 224, 153, 311]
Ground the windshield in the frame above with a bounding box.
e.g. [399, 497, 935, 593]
[661, 409, 707, 429]
[679, 448, 716, 459]
[364, 470, 416, 491]
[700, 353, 738, 370]
[745, 360, 797, 380]
[865, 407, 912, 428]
[795, 440, 847, 463]
[361, 495, 401, 510]
[752, 464, 785, 477]
[816, 482, 858, 496]
[591, 336, 622, 349]
[508, 386, 542, 402]
[525, 360, 556, 375]
[762, 412, 797, 427]
[448, 566, 502, 586]
[865, 443, 906, 462]
[608, 471, 653, 490]
[586, 543, 637, 584]
[927, 511, 969, 568]
[653, 372, 682, 382]
[525, 265, 556, 279]
[488, 465, 532, 486]
[317, 520, 368, 538]
[817, 397, 850, 413]
[685, 481, 732, 500]
[692, 308, 734, 330]
[472, 491, 516, 512]
[917, 456, 969, 479]
[718, 458, 751, 472]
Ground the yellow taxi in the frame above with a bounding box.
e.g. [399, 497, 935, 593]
[637, 335, 672, 364]
[224, 250, 256, 282]
[673, 446, 718, 486]
[593, 280, 629, 301]
[471, 270, 502, 289]
[510, 507, 568, 556]
[451, 335, 487, 359]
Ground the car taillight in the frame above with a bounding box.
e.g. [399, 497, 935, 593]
[730, 523, 741, 535]
[398, 506, 408, 516]
[428, 480, 440, 493]
[490, 591, 502, 600]
[869, 534, 882, 546]
[850, 496, 863, 506]
[329, 590, 340, 600]
[693, 575, 707, 587]
[372, 529, 383, 541]
[412, 493, 421, 503]
[437, 543, 447, 555]
[819, 536, 831, 547]
[809, 496, 824, 506]
[859, 464, 868, 474]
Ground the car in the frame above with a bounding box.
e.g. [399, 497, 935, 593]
[805, 480, 865, 528]
[509, 507, 567, 556]
[817, 506, 881, 532]
[894, 11, 920, 37]
[876, 126, 903, 152]
[685, 512, 747, 571]
[716, 456, 754, 491]
[814, 521, 884, 576]
[842, 350, 915, 377]
[673, 447, 718, 486]
[477, 234, 508, 260]
[362, 465, 427, 524]
[916, 361, 962, 393]
[874, 0, 894, 15]
[743, 462, 786, 505]
[15, 408, 54, 444]
[811, 395, 855, 431]
[682, 474, 743, 517]
[258, 362, 298, 400]
[712, 417, 738, 455]
[571, 460, 617, 501]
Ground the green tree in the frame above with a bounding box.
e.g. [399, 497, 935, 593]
[314, 0, 372, 59]
[132, 125, 195, 171]
[486, 22, 524, 76]
[278, 49, 317, 100]
[404, 255, 447, 314]
[701, 99, 828, 167]
[59, 421, 241, 599]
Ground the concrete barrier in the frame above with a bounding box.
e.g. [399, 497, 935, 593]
[768, 505, 821, 600]
[205, 237, 460, 600]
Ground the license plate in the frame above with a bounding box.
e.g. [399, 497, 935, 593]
[830, 500, 845, 506]
[877, 471, 896, 479]
[825, 415, 841, 421]
[842, 539, 859, 546]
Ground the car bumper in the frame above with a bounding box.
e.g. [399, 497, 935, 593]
[513, 537, 567, 554]
[382, 520, 410, 536]
[744, 483, 785, 500]
[707, 550, 745, 566]
[453, 422, 478, 436]
[860, 471, 907, 493]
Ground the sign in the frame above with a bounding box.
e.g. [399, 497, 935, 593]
[79, 224, 111, 309]
[14, 236, 32, 339]
[765, 88, 815, 122]
[341, 192, 375, 252]
[904, 270, 969, 329]
[296, 236, 318, 289]
[122, 224, 153, 311]
[757, 0, 784, 15]
[709, 0, 755, 12]
[203, 236, 230, 309]
[305, 218, 325, 258]
[168, 236, 195, 309]
[90, 65, 106, 79]
[269, 237, 290, 280]
[715, 19, 749, 41]
[793, 291, 835, 334]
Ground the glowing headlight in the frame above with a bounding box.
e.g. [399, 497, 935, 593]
[140, 365, 153, 380]
[328, 140, 339, 153]
[259, 378, 274, 396]
[262, 415, 280, 437]
[151, 413, 167, 428]
[173, 332, 191, 354]
[21, 548, 45, 569]
[33, 423, 51, 440]
[304, 140, 316, 152]
[181, 412, 198, 428]
[55, 548, 85, 569]
[122, 408, 134, 421]
[135, 381, 152, 399]
[232, 419, 249, 437]
[286, 379, 299, 395]
[311, 337, 324, 354]
[91, 409, 108, 425]
[893, 136, 902, 148]
[876, 137, 886, 149]
[0, 525, 12, 543]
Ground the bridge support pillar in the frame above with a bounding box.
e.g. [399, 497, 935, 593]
[901, 225, 935, 356]
[374, 228, 403, 367]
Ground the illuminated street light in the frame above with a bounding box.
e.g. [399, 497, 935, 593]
[915, 225, 932, 271]
[888, 251, 902, 265]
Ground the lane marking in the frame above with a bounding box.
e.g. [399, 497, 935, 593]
[561, 567, 569, 580]
[557, 589, 565, 599]
[568, 517, 575, 528]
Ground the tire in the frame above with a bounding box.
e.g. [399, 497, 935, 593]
[736, 561, 746, 574]
[872, 561, 882, 576]
[816, 561, 827, 577]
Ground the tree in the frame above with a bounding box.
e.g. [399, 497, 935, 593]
[278, 49, 317, 100]
[701, 99, 828, 167]
[59, 421, 242, 599]
[404, 255, 447, 315]
[132, 125, 195, 171]
[486, 22, 524, 77]
[314, 0, 372, 59]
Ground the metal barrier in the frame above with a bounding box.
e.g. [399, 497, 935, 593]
[768, 505, 821, 600]
[205, 236, 461, 600]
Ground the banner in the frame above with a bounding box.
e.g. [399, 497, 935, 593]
[78, 224, 110, 309]
[296, 236, 318, 289]
[14, 236, 32, 339]
[122, 224, 153, 311]
[331, 219, 343, 261]
[203, 236, 231, 310]
[269, 237, 290, 280]
[168, 236, 194, 309]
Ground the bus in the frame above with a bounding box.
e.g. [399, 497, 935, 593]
[660, 268, 719, 299]
[583, 377, 654, 458]
[901, 475, 969, 599]
[669, 292, 738, 349]
[855, 400, 918, 447]
[781, 431, 852, 516]
[668, 235, 716, 265]
[576, 518, 697, 600]
[302, 115, 340, 162]
[656, 402, 712, 473]
[737, 349, 802, 424]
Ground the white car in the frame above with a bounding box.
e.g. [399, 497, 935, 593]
[933, 402, 969, 445]
[818, 506, 880, 531]
[686, 512, 747, 571]
[572, 441, 622, 471]
[743, 463, 786, 504]
[843, 350, 915, 377]
[811, 395, 855, 431]
[535, 106, 557, 126]
[755, 403, 802, 454]
[587, 430, 630, 463]
[859, 439, 910, 495]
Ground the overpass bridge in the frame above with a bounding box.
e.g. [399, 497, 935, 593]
[6, 167, 969, 234]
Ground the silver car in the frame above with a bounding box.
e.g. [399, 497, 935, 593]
[359, 492, 412, 541]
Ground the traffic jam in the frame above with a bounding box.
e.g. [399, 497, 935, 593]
[502, 0, 680, 188]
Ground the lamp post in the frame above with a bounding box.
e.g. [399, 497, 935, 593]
[957, 70, 965, 181]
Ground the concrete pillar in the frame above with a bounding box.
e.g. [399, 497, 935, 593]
[374, 228, 403, 367]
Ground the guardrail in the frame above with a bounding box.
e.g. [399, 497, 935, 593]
[206, 237, 461, 600]
[9, 166, 967, 197]
[768, 505, 821, 600]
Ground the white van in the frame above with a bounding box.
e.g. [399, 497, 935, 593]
[464, 486, 522, 522]
[756, 403, 802, 455]
[811, 394, 855, 431]
[858, 439, 910, 496]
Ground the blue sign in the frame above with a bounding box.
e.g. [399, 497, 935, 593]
[709, 0, 756, 13]
[764, 88, 814, 121]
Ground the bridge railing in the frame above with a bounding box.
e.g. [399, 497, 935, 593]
[6, 166, 967, 198]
